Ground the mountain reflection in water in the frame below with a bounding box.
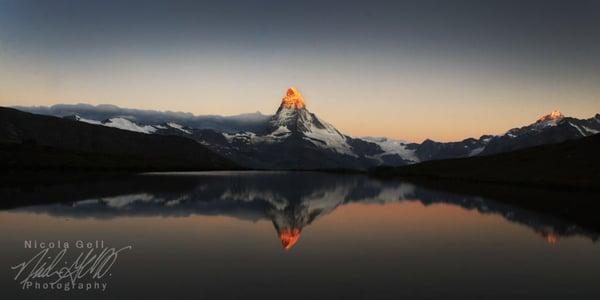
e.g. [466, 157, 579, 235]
[2, 171, 598, 249]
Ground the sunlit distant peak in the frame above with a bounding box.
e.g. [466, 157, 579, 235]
[537, 110, 564, 123]
[281, 87, 306, 109]
[544, 233, 559, 245]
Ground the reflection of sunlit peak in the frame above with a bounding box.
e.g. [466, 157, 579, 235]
[544, 233, 559, 244]
[281, 87, 306, 109]
[278, 228, 301, 251]
[537, 110, 564, 123]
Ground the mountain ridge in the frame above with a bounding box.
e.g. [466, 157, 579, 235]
[15, 103, 271, 133]
[8, 88, 600, 170]
[0, 107, 238, 171]
[373, 133, 600, 189]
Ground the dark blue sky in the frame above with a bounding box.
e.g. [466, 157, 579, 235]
[1, 0, 599, 141]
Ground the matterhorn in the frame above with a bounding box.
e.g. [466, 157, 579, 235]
[265, 87, 356, 157]
[216, 87, 384, 170]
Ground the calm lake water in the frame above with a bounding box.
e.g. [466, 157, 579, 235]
[1, 171, 599, 299]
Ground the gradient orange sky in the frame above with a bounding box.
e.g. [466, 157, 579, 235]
[1, 0, 599, 142]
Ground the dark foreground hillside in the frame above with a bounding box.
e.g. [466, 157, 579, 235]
[373, 134, 600, 189]
[0, 107, 238, 172]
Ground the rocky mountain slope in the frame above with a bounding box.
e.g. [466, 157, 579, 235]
[0, 107, 237, 171]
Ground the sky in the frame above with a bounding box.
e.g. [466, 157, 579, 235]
[1, 0, 599, 142]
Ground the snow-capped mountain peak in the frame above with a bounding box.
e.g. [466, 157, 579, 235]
[504, 110, 567, 137]
[480, 110, 600, 155]
[536, 110, 564, 123]
[270, 87, 311, 129]
[267, 87, 355, 156]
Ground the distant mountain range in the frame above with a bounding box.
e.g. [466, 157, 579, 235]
[15, 103, 271, 133]
[6, 87, 600, 170]
[0, 107, 237, 171]
[374, 133, 600, 189]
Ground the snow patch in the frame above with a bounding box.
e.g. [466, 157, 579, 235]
[102, 118, 157, 134]
[303, 115, 356, 156]
[269, 126, 291, 137]
[269, 107, 356, 156]
[568, 122, 587, 136]
[102, 193, 155, 208]
[469, 146, 485, 157]
[75, 115, 102, 125]
[360, 137, 419, 163]
[582, 126, 599, 135]
[167, 122, 191, 134]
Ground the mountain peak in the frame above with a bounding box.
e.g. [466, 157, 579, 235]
[280, 87, 305, 109]
[537, 110, 564, 123]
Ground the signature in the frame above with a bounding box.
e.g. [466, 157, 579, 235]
[11, 246, 132, 289]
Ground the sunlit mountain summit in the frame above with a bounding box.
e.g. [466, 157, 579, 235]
[264, 87, 356, 157]
[279, 87, 306, 109]
[537, 110, 564, 123]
